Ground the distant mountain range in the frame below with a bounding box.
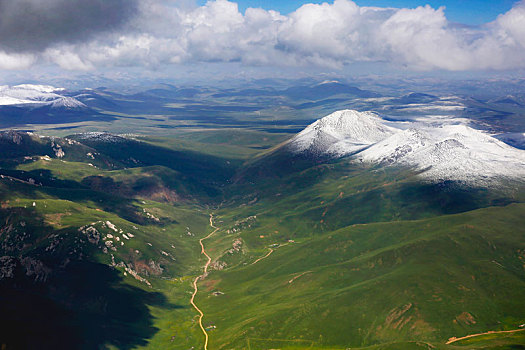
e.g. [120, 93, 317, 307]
[0, 85, 116, 128]
[0, 85, 86, 108]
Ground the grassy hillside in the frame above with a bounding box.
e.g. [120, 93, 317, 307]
[0, 172, 213, 349]
[0, 132, 224, 349]
[223, 156, 523, 252]
[199, 203, 525, 349]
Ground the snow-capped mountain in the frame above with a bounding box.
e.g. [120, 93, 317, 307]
[289, 110, 396, 156]
[289, 110, 525, 185]
[48, 96, 86, 108]
[0, 84, 86, 108]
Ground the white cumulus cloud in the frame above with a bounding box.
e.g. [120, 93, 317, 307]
[4, 0, 525, 72]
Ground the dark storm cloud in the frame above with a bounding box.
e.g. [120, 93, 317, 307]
[0, 0, 138, 52]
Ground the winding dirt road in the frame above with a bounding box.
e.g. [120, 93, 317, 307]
[190, 214, 219, 350]
[251, 243, 290, 266]
[446, 328, 525, 345]
[251, 248, 274, 265]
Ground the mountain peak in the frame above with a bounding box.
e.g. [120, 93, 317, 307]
[289, 110, 396, 156]
[289, 109, 525, 186]
[49, 97, 87, 108]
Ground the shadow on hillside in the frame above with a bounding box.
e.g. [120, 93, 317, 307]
[0, 170, 152, 225]
[0, 106, 114, 128]
[0, 260, 178, 349]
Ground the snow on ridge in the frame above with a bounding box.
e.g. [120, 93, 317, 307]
[289, 109, 397, 156]
[357, 124, 525, 184]
[356, 128, 433, 165]
[317, 80, 341, 85]
[290, 109, 525, 186]
[73, 132, 127, 143]
[13, 84, 65, 93]
[50, 97, 87, 108]
[0, 84, 83, 108]
[0, 96, 42, 105]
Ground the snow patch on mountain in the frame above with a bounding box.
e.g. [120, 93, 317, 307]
[291, 109, 525, 186]
[0, 84, 85, 108]
[73, 132, 128, 143]
[49, 97, 86, 108]
[288, 110, 397, 156]
[356, 128, 433, 165]
[357, 124, 525, 184]
[11, 85, 65, 93]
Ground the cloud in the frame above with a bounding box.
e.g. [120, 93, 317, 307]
[0, 0, 138, 52]
[0, 51, 36, 70]
[2, 0, 525, 72]
[378, 5, 472, 70]
[44, 48, 94, 71]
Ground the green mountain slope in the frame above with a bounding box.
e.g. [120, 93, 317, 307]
[200, 203, 525, 349]
[0, 132, 224, 349]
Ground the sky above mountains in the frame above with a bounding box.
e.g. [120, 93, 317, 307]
[0, 0, 524, 82]
[212, 0, 517, 24]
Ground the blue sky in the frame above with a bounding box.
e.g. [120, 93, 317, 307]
[198, 0, 519, 24]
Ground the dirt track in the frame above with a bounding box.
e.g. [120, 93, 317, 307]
[446, 328, 525, 344]
[251, 248, 274, 265]
[190, 214, 219, 350]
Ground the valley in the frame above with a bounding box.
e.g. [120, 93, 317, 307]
[0, 81, 525, 349]
[191, 214, 220, 350]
